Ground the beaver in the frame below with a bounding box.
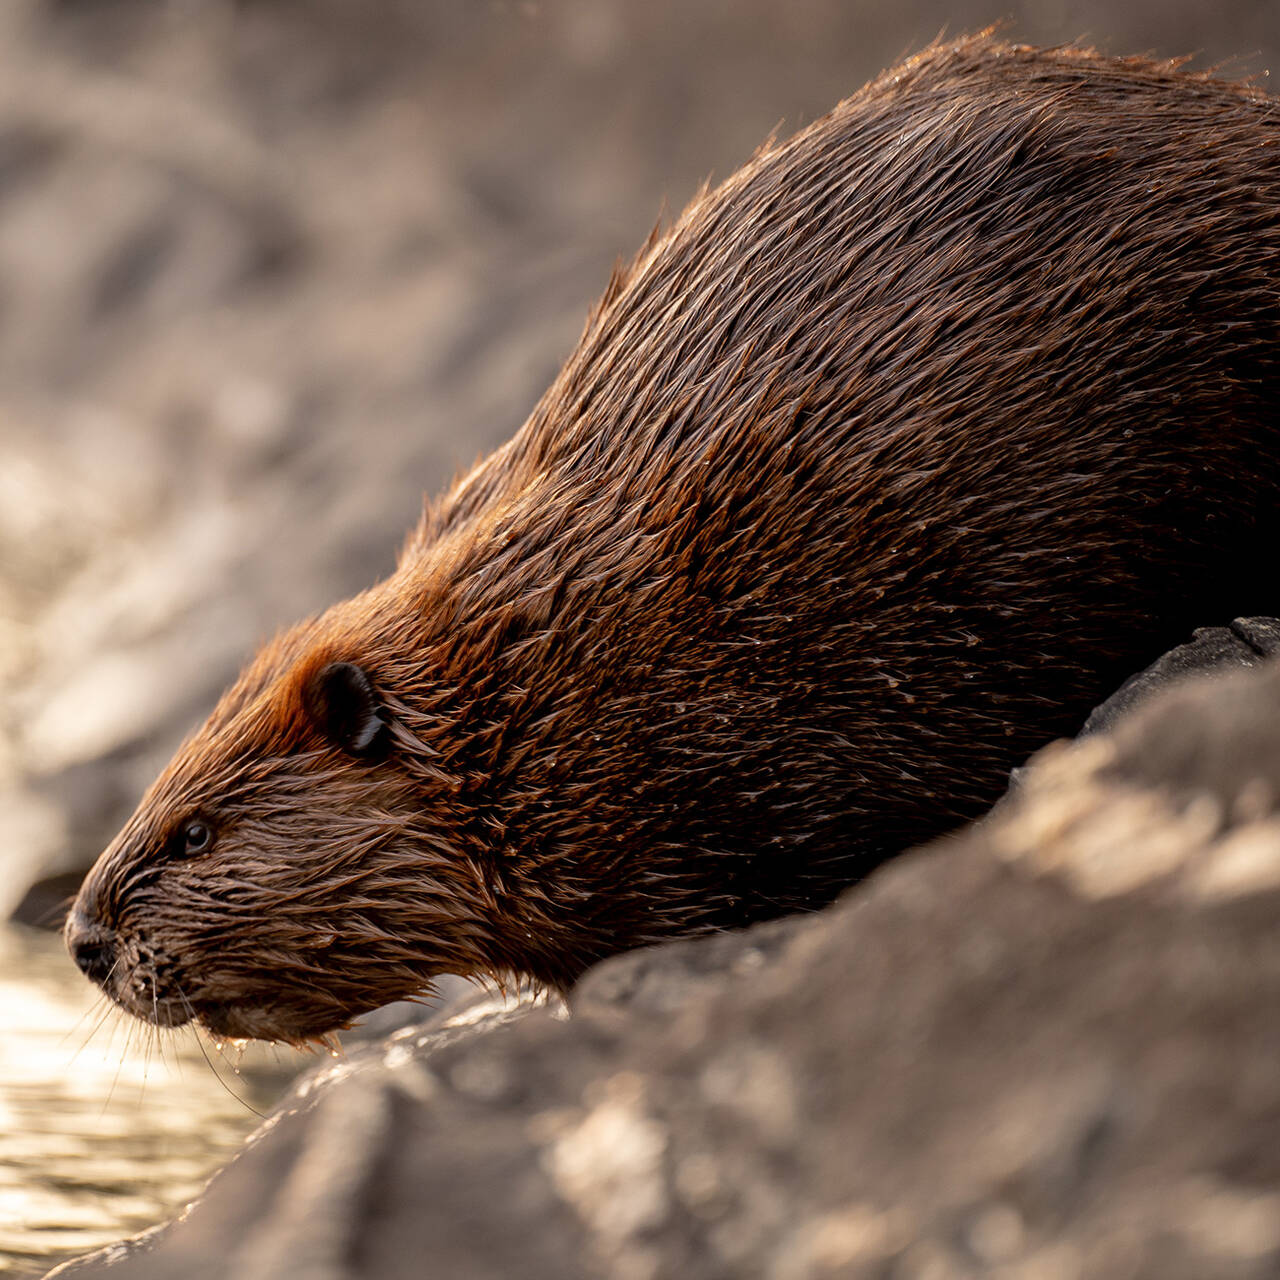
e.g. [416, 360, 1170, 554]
[64, 35, 1280, 1044]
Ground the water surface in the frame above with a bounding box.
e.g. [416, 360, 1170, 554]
[0, 924, 308, 1278]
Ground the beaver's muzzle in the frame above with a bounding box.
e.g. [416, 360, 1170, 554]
[65, 910, 118, 987]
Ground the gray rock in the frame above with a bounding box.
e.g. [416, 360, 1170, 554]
[1081, 616, 1280, 736]
[50, 658, 1280, 1279]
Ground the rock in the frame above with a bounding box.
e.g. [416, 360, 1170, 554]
[1081, 616, 1280, 736]
[49, 657, 1280, 1279]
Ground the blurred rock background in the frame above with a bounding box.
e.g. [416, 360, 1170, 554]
[2, 0, 1278, 916]
[1, 3, 1277, 1275]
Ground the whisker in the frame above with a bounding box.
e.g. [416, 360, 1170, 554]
[61, 954, 126, 1052]
[176, 988, 265, 1119]
[100, 1012, 134, 1116]
[63, 989, 115, 1059]
[35, 891, 80, 930]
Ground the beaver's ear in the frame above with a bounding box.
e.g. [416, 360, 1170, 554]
[304, 662, 390, 760]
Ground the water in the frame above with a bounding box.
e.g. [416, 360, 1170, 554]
[0, 924, 309, 1278]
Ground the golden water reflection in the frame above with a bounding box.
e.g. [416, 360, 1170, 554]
[0, 924, 308, 1277]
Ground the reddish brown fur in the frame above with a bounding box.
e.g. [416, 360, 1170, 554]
[67, 36, 1280, 1042]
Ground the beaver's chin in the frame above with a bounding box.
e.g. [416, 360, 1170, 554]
[189, 995, 359, 1046]
[97, 970, 195, 1030]
[108, 983, 351, 1046]
[111, 991, 195, 1030]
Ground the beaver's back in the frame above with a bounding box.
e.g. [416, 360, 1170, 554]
[403, 39, 1280, 934]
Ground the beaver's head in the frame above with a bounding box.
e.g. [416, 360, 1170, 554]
[61, 581, 525, 1046]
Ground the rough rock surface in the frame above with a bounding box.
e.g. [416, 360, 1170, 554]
[1081, 616, 1280, 736]
[48, 658, 1280, 1279]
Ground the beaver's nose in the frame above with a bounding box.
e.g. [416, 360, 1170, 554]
[65, 911, 118, 986]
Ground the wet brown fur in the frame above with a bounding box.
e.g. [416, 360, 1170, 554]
[69, 36, 1280, 1042]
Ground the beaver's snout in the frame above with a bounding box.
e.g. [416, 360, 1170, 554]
[65, 911, 118, 987]
[64, 900, 197, 1030]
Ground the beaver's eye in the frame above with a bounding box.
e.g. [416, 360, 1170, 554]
[180, 819, 213, 855]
